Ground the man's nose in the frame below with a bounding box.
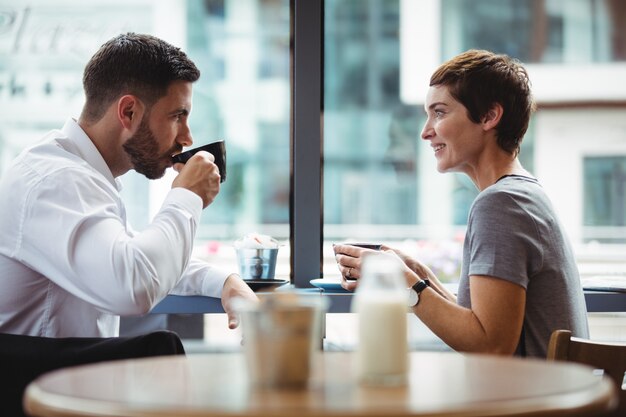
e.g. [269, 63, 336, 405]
[178, 124, 193, 147]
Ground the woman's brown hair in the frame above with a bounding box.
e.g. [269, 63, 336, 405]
[430, 49, 536, 155]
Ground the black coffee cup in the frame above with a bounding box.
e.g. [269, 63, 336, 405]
[346, 243, 382, 250]
[171, 140, 226, 183]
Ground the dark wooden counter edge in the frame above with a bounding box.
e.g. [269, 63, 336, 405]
[151, 290, 624, 314]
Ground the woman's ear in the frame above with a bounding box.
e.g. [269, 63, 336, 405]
[481, 102, 503, 131]
[117, 95, 145, 131]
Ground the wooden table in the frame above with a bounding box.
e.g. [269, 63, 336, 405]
[24, 351, 616, 417]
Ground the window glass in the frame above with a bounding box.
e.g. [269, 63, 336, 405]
[185, 0, 290, 255]
[0, 0, 291, 276]
[324, 0, 421, 229]
[584, 156, 626, 243]
[442, 0, 625, 63]
[0, 2, 153, 228]
[323, 0, 626, 283]
[323, 0, 463, 283]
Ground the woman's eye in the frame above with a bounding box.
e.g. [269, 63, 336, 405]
[434, 110, 445, 118]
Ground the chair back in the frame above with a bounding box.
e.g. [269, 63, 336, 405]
[547, 329, 626, 417]
[0, 331, 185, 417]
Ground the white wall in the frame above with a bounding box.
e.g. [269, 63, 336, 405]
[534, 107, 626, 244]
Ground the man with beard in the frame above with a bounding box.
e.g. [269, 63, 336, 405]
[0, 33, 257, 339]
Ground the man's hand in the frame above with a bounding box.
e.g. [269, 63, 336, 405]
[172, 151, 221, 208]
[221, 274, 258, 329]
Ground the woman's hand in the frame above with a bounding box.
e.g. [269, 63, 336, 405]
[333, 244, 420, 290]
[333, 244, 369, 291]
[381, 244, 435, 282]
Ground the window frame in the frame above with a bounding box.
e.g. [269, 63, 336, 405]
[291, 0, 323, 287]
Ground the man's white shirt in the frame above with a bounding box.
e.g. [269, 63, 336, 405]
[0, 119, 229, 337]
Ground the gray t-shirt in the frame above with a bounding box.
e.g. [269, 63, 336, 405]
[457, 175, 589, 358]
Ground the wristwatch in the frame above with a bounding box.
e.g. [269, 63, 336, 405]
[408, 279, 430, 307]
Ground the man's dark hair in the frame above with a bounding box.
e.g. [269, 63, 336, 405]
[81, 33, 200, 122]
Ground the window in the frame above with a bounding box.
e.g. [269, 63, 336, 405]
[0, 0, 291, 277]
[2, 0, 626, 290]
[323, 0, 464, 283]
[442, 0, 625, 64]
[322, 0, 626, 284]
[584, 156, 626, 243]
[185, 0, 290, 252]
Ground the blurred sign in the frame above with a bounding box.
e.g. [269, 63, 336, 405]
[0, 1, 152, 122]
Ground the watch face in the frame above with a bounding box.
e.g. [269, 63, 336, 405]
[407, 288, 418, 307]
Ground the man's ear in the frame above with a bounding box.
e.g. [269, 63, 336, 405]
[481, 102, 503, 131]
[117, 95, 145, 131]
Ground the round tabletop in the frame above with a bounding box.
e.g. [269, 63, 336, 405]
[24, 351, 616, 417]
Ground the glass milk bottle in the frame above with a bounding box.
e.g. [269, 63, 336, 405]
[352, 252, 408, 386]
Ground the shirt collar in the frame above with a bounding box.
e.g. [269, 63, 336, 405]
[61, 118, 122, 191]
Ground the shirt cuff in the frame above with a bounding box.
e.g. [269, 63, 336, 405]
[165, 187, 203, 220]
[202, 266, 232, 298]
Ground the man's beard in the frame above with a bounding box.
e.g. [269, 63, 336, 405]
[123, 117, 180, 180]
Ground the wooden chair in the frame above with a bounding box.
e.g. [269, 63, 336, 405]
[548, 329, 626, 417]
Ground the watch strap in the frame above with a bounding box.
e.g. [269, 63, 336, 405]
[412, 279, 430, 294]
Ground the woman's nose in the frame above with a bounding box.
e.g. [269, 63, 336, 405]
[421, 121, 433, 141]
